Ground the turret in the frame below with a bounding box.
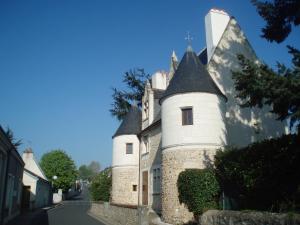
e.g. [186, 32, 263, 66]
[160, 46, 227, 224]
[111, 105, 141, 206]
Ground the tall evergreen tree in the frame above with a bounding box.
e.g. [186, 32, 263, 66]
[110, 68, 150, 120]
[252, 0, 300, 43]
[232, 0, 300, 132]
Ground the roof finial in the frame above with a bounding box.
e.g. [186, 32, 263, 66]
[185, 31, 193, 52]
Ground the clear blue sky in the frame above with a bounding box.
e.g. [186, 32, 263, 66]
[0, 0, 299, 169]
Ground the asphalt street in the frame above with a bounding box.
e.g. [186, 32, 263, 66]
[6, 185, 106, 225]
[47, 187, 105, 225]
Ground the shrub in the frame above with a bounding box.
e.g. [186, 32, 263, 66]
[215, 134, 300, 212]
[177, 169, 220, 217]
[90, 167, 112, 201]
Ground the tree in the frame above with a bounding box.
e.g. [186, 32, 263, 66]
[89, 167, 112, 201]
[252, 0, 300, 43]
[110, 68, 150, 120]
[88, 161, 101, 174]
[232, 0, 300, 132]
[5, 127, 22, 148]
[232, 47, 300, 130]
[78, 165, 93, 181]
[40, 150, 78, 192]
[78, 161, 101, 181]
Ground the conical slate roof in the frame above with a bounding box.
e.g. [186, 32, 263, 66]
[112, 105, 142, 138]
[160, 46, 226, 103]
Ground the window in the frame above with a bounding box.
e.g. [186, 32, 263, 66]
[126, 143, 133, 154]
[182, 107, 193, 125]
[143, 100, 149, 118]
[142, 136, 149, 154]
[153, 168, 161, 193]
[132, 185, 137, 191]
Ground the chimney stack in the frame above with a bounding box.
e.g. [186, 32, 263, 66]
[205, 9, 230, 62]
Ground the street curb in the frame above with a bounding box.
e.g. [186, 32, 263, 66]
[46, 203, 63, 212]
[87, 211, 113, 225]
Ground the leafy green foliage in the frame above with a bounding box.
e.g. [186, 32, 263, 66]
[78, 161, 101, 181]
[90, 167, 112, 201]
[252, 0, 300, 43]
[214, 134, 300, 212]
[110, 68, 150, 120]
[232, 46, 300, 131]
[177, 169, 220, 216]
[40, 150, 78, 192]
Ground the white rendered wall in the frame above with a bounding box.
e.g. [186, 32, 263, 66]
[205, 9, 230, 62]
[23, 172, 37, 209]
[22, 152, 47, 180]
[151, 72, 167, 90]
[207, 18, 288, 147]
[112, 135, 139, 167]
[161, 93, 226, 150]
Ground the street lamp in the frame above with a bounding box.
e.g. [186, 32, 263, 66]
[52, 175, 58, 191]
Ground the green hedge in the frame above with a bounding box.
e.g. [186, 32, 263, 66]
[215, 134, 300, 212]
[90, 167, 112, 201]
[177, 169, 220, 216]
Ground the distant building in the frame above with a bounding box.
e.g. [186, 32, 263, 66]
[111, 9, 288, 224]
[0, 126, 24, 225]
[22, 148, 52, 210]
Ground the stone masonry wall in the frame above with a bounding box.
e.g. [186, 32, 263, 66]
[89, 202, 138, 225]
[111, 167, 139, 205]
[199, 210, 300, 225]
[161, 148, 217, 224]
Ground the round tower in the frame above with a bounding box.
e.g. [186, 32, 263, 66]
[111, 105, 141, 206]
[159, 46, 227, 224]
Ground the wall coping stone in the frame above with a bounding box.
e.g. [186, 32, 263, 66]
[200, 210, 300, 225]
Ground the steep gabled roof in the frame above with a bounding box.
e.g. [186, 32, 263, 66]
[160, 46, 226, 103]
[198, 48, 208, 65]
[112, 105, 142, 138]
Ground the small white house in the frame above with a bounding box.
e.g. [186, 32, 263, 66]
[22, 148, 52, 210]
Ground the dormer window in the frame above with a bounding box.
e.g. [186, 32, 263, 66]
[182, 107, 193, 125]
[126, 143, 133, 154]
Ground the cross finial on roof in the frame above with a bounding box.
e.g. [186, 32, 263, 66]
[185, 31, 193, 45]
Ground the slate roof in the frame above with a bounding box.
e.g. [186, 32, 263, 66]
[198, 48, 208, 65]
[160, 46, 226, 103]
[113, 105, 142, 138]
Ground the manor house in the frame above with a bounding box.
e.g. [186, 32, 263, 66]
[110, 9, 288, 224]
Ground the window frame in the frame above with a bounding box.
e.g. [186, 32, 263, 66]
[126, 143, 133, 154]
[181, 107, 193, 126]
[152, 167, 161, 194]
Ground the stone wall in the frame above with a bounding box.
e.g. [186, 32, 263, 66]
[161, 148, 217, 224]
[89, 202, 138, 225]
[140, 125, 162, 213]
[200, 210, 300, 225]
[111, 167, 139, 205]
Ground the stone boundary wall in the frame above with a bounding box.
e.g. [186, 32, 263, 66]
[88, 202, 138, 225]
[200, 210, 300, 225]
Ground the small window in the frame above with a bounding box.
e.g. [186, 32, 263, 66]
[132, 185, 137, 191]
[153, 168, 161, 193]
[182, 107, 193, 125]
[126, 143, 133, 154]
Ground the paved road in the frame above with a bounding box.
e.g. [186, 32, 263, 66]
[45, 186, 105, 225]
[7, 185, 105, 225]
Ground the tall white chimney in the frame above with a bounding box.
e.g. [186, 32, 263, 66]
[205, 9, 230, 62]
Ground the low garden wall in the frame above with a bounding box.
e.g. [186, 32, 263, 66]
[88, 202, 139, 225]
[199, 210, 300, 225]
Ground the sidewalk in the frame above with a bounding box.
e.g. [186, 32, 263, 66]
[6, 205, 57, 225]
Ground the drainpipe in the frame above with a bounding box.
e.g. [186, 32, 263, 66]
[137, 133, 142, 225]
